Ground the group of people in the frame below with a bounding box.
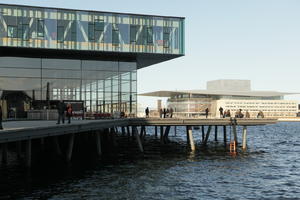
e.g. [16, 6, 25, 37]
[56, 100, 73, 124]
[219, 107, 264, 119]
[159, 108, 174, 118]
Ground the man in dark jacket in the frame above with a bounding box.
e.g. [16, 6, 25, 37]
[57, 100, 66, 124]
[0, 105, 3, 130]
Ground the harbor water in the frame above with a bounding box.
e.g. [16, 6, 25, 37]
[1, 122, 300, 199]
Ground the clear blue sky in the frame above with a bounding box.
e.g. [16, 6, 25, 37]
[1, 0, 300, 108]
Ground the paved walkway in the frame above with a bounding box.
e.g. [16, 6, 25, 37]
[1, 120, 104, 131]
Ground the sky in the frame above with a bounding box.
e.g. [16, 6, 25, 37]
[1, 0, 300, 108]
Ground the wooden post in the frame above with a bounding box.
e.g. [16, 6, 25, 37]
[201, 126, 205, 141]
[160, 126, 164, 144]
[203, 125, 212, 145]
[186, 126, 190, 144]
[133, 126, 143, 153]
[121, 127, 126, 136]
[16, 141, 22, 159]
[127, 126, 131, 138]
[155, 126, 158, 137]
[53, 136, 62, 156]
[1, 143, 8, 164]
[187, 126, 195, 151]
[214, 126, 218, 141]
[96, 131, 102, 156]
[174, 126, 177, 136]
[163, 126, 171, 143]
[223, 126, 227, 145]
[232, 124, 238, 146]
[25, 139, 31, 168]
[242, 126, 247, 151]
[66, 133, 75, 162]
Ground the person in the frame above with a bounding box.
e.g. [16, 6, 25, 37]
[245, 110, 250, 118]
[145, 107, 149, 118]
[166, 108, 169, 118]
[163, 108, 166, 118]
[219, 107, 224, 118]
[0, 105, 3, 130]
[159, 108, 163, 118]
[66, 103, 73, 124]
[169, 107, 174, 118]
[205, 108, 209, 118]
[57, 100, 66, 124]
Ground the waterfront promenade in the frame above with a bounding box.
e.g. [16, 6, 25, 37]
[0, 118, 277, 168]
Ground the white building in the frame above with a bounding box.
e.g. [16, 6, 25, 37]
[140, 80, 299, 118]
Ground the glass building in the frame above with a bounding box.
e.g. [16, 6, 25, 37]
[0, 4, 185, 118]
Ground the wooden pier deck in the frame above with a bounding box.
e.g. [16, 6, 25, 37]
[0, 118, 277, 167]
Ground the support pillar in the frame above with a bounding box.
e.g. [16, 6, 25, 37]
[66, 133, 75, 162]
[223, 126, 227, 145]
[127, 126, 131, 138]
[1, 143, 8, 164]
[155, 126, 158, 137]
[214, 126, 218, 141]
[203, 125, 212, 145]
[25, 139, 31, 168]
[163, 126, 171, 143]
[53, 136, 62, 156]
[242, 126, 247, 151]
[121, 127, 126, 136]
[201, 126, 205, 141]
[174, 126, 177, 136]
[160, 126, 164, 144]
[232, 124, 238, 146]
[187, 126, 195, 151]
[133, 126, 143, 153]
[96, 131, 102, 156]
[16, 141, 22, 159]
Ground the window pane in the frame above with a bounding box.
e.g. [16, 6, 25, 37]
[37, 19, 44, 37]
[7, 26, 17, 38]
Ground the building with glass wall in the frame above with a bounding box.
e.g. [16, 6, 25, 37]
[140, 80, 299, 118]
[0, 4, 185, 118]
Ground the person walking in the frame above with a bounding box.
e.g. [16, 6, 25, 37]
[205, 108, 209, 118]
[159, 108, 163, 118]
[56, 100, 66, 124]
[66, 103, 73, 124]
[170, 107, 174, 118]
[219, 107, 224, 118]
[145, 107, 149, 118]
[0, 105, 3, 130]
[163, 108, 166, 118]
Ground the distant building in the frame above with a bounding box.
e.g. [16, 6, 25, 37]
[140, 80, 299, 118]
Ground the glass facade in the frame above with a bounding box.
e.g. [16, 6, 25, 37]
[0, 4, 185, 55]
[0, 57, 137, 114]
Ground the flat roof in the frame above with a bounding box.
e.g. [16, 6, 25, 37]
[139, 90, 299, 97]
[0, 3, 185, 20]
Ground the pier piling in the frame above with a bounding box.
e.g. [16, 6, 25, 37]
[215, 126, 218, 141]
[187, 126, 195, 151]
[242, 126, 247, 151]
[66, 134, 75, 162]
[96, 131, 102, 156]
[25, 139, 31, 168]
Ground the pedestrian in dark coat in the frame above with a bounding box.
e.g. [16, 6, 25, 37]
[0, 105, 3, 130]
[219, 107, 224, 118]
[57, 100, 66, 124]
[205, 108, 209, 118]
[66, 103, 73, 124]
[145, 107, 149, 118]
[163, 108, 166, 118]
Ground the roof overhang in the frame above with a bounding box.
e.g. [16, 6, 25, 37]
[0, 46, 184, 69]
[139, 90, 300, 97]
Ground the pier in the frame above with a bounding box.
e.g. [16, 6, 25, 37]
[0, 118, 277, 168]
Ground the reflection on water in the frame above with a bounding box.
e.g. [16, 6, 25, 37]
[1, 122, 300, 199]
